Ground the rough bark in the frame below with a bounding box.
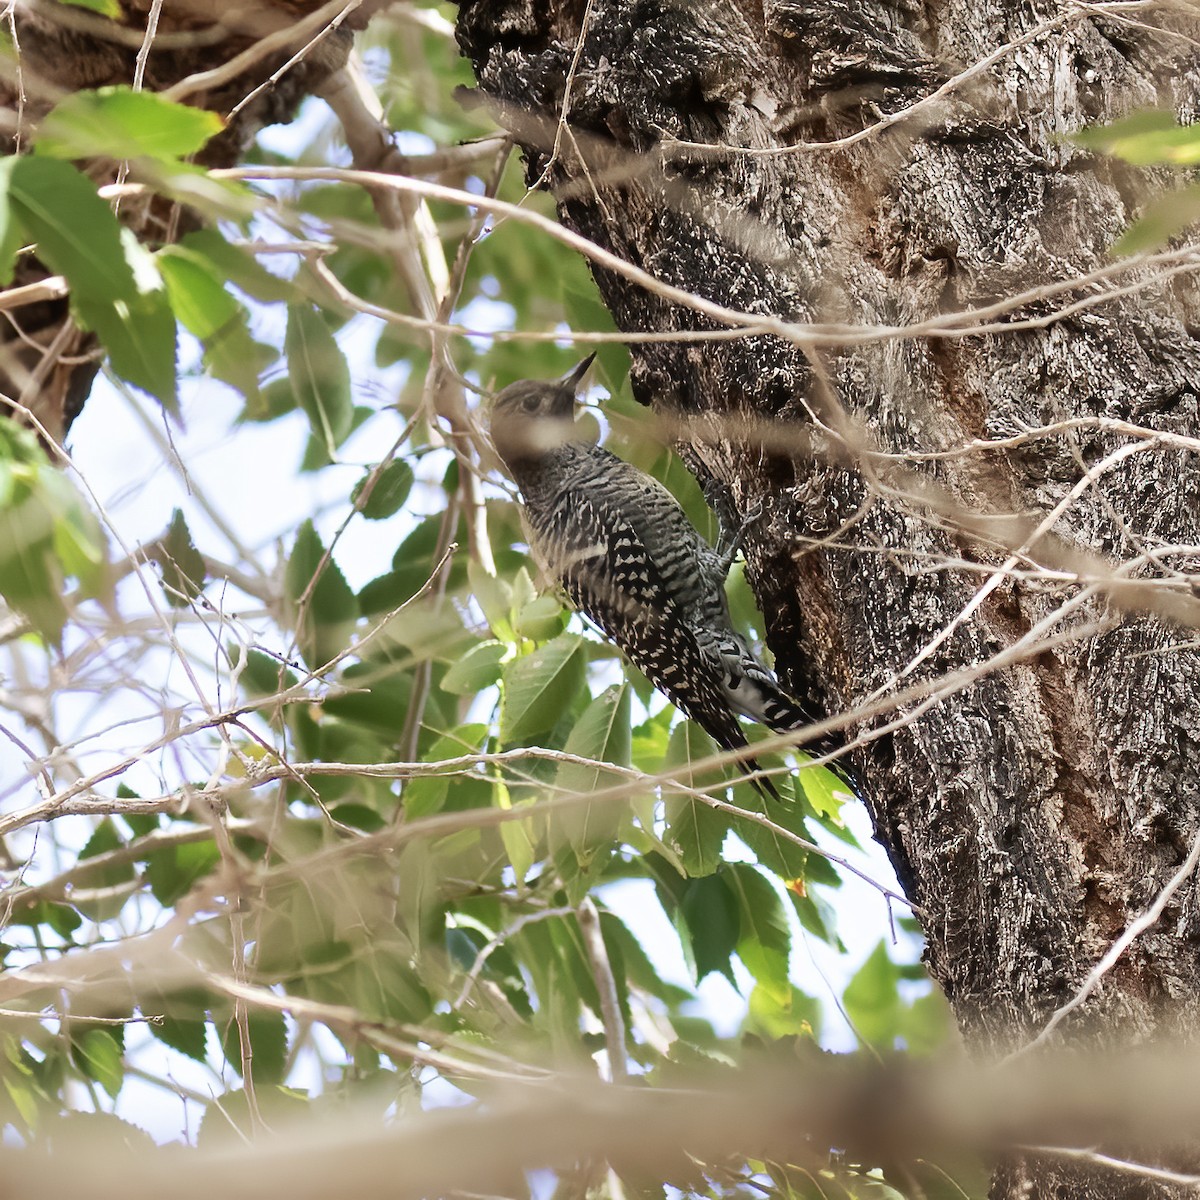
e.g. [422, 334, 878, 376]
[0, 0, 380, 442]
[455, 0, 1200, 1195]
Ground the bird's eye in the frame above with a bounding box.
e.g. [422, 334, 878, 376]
[521, 396, 540, 413]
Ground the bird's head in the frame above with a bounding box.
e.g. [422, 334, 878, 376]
[488, 354, 596, 472]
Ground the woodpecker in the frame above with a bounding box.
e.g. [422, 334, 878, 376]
[488, 355, 845, 802]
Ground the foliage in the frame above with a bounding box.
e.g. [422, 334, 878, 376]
[0, 6, 950, 1198]
[1075, 109, 1200, 252]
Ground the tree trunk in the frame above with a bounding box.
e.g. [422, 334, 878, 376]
[455, 1, 1200, 1194]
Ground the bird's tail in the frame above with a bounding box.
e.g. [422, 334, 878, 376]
[730, 666, 861, 798]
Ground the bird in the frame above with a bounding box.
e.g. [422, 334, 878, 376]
[487, 354, 846, 803]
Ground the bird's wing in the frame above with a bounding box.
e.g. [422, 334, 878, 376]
[536, 486, 751, 759]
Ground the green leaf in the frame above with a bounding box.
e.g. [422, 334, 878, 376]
[680, 873, 739, 985]
[179, 228, 296, 304]
[7, 899, 82, 938]
[56, 0, 120, 18]
[76, 282, 178, 408]
[560, 269, 628, 394]
[442, 640, 506, 695]
[1114, 183, 1200, 255]
[0, 156, 24, 284]
[286, 305, 353, 456]
[403, 725, 488, 819]
[8, 157, 177, 407]
[553, 683, 633, 863]
[75, 1030, 123, 1100]
[470, 560, 514, 641]
[790, 887, 843, 949]
[284, 519, 358, 668]
[497, 785, 539, 884]
[37, 87, 224, 162]
[598, 911, 693, 1006]
[152, 1015, 209, 1063]
[73, 817, 135, 921]
[352, 460, 414, 520]
[10, 156, 132, 295]
[219, 1009, 288, 1085]
[729, 791, 811, 880]
[0, 425, 108, 642]
[499, 633, 586, 743]
[157, 247, 242, 339]
[843, 941, 903, 1049]
[799, 763, 848, 821]
[1074, 109, 1200, 166]
[663, 722, 728, 876]
[197, 1086, 309, 1148]
[145, 840, 220, 906]
[513, 593, 567, 641]
[725, 863, 791, 1002]
[745, 982, 821, 1040]
[151, 507, 206, 608]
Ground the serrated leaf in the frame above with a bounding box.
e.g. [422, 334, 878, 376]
[37, 87, 224, 162]
[729, 791, 810, 880]
[76, 285, 178, 408]
[499, 633, 586, 743]
[8, 156, 128, 297]
[790, 887, 843, 949]
[496, 782, 538, 884]
[0, 427, 107, 642]
[470, 560, 514, 641]
[599, 910, 693, 1006]
[286, 305, 353, 455]
[152, 1016, 209, 1063]
[560, 271, 628, 393]
[73, 817, 135, 921]
[352, 459, 414, 520]
[152, 507, 206, 608]
[724, 863, 791, 1002]
[9, 157, 177, 407]
[7, 899, 82, 938]
[219, 1009, 288, 1085]
[442, 640, 506, 695]
[680, 873, 739, 985]
[799, 763, 848, 821]
[3, 1073, 39, 1129]
[197, 1086, 309, 1149]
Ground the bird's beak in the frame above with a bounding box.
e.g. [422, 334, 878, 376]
[561, 352, 597, 393]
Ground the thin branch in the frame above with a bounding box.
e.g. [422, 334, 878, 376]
[576, 897, 628, 1083]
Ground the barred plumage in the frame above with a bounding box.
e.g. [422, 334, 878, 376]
[488, 356, 838, 801]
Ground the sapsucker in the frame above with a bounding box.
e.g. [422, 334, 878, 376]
[488, 355, 842, 801]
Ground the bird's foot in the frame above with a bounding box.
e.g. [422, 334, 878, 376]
[716, 499, 766, 576]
